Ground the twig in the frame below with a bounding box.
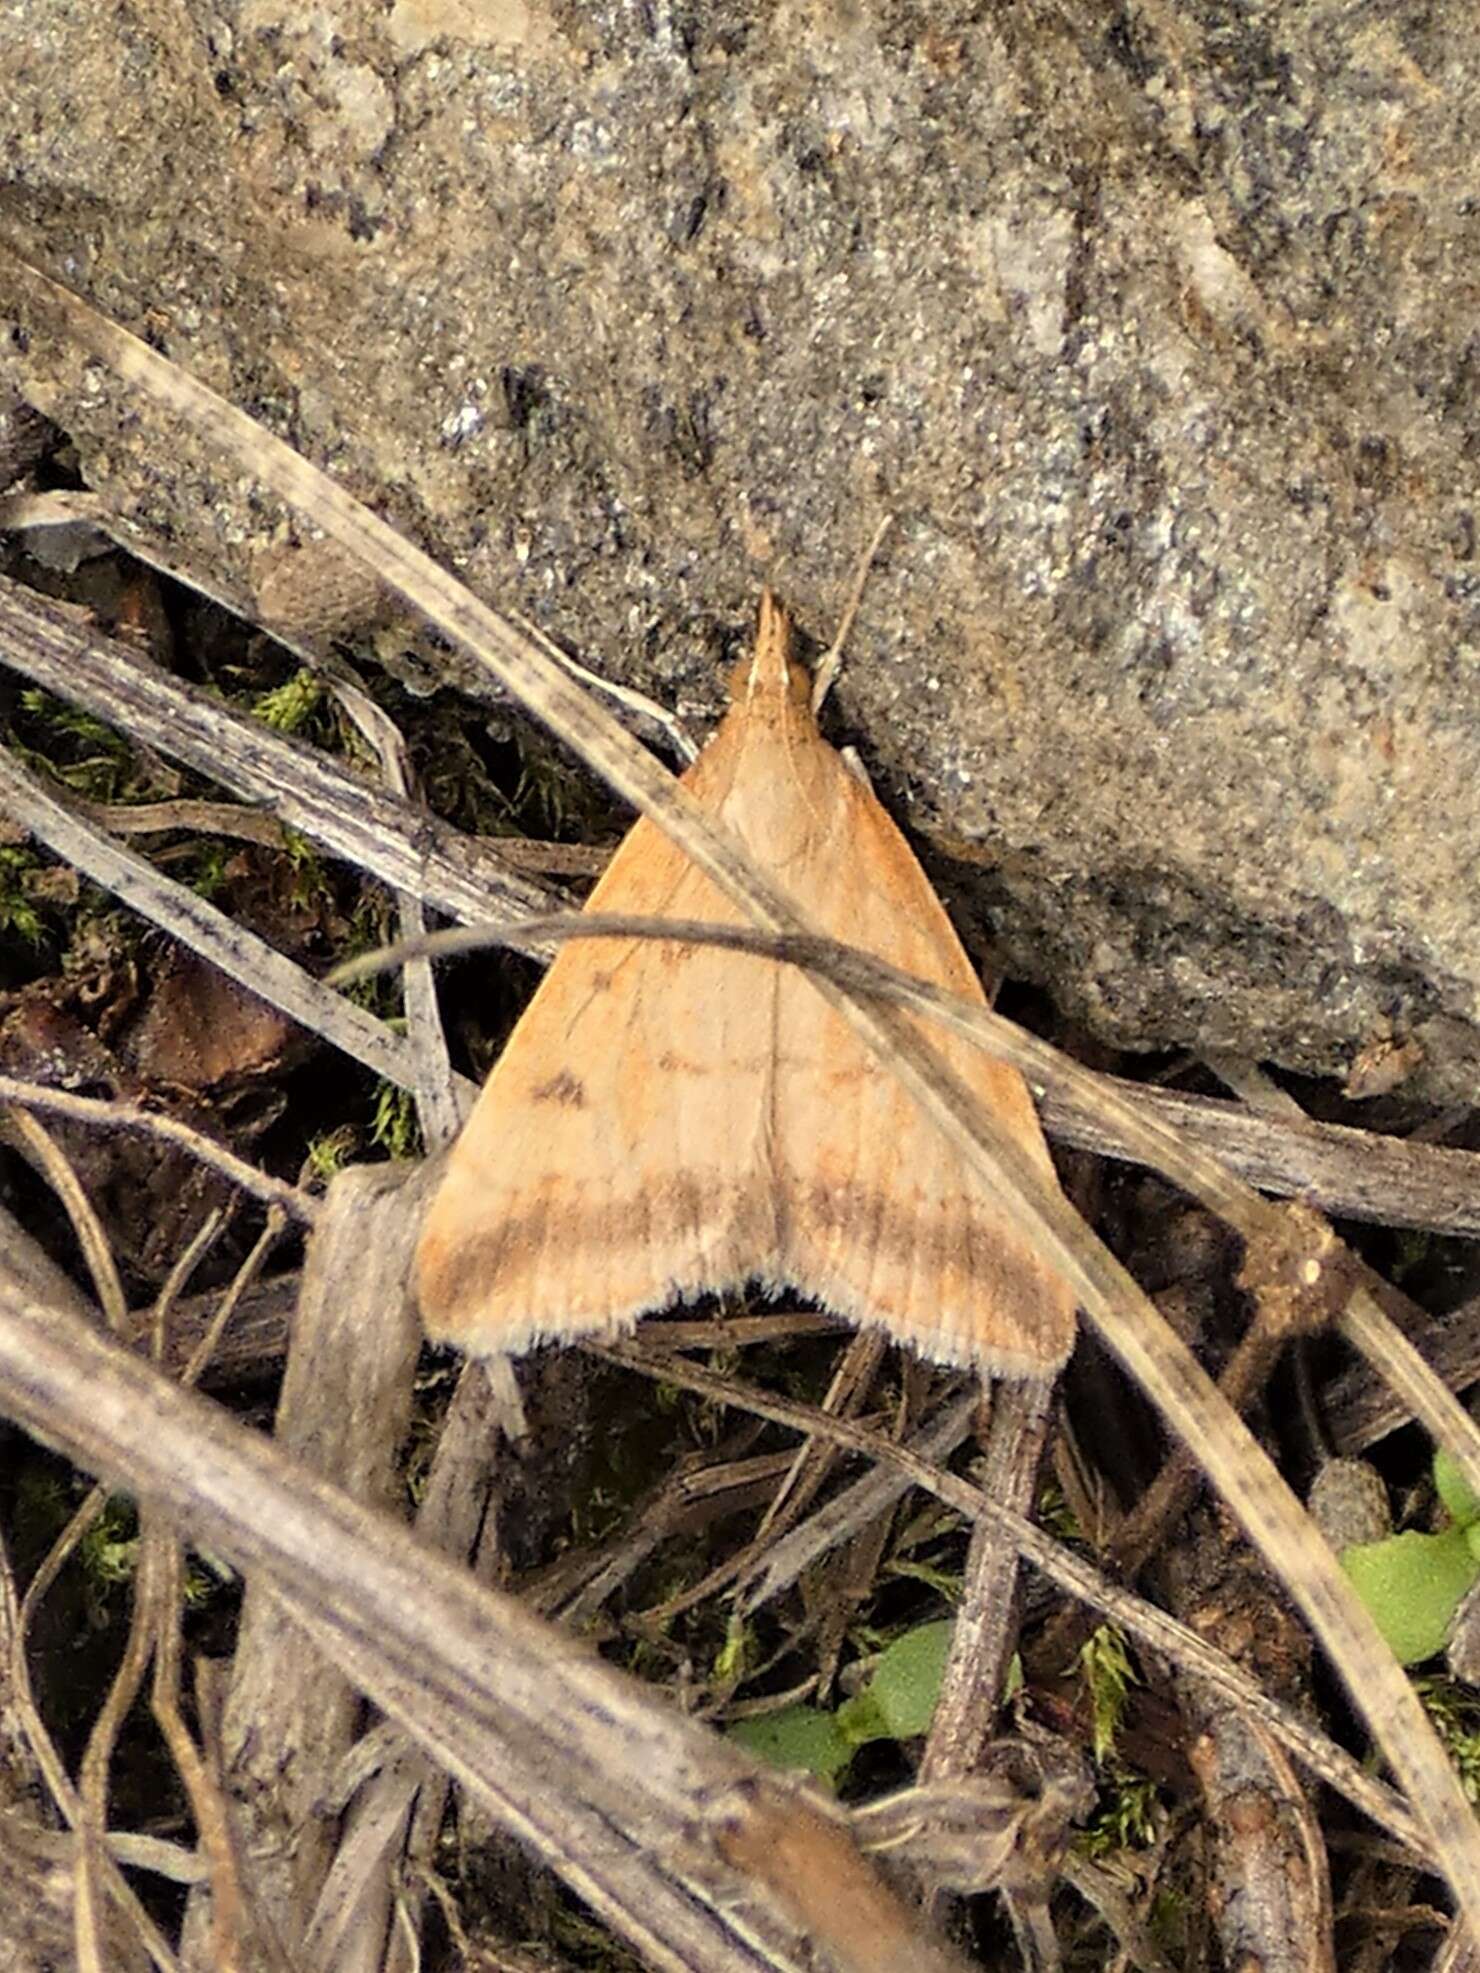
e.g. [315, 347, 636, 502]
[1, 1105, 128, 1328]
[64, 793, 298, 852]
[0, 1076, 320, 1223]
[0, 1525, 182, 1973]
[338, 915, 1480, 1240]
[67, 787, 601, 878]
[1030, 1306, 1291, 1679]
[305, 1360, 512, 1970]
[3, 1213, 283, 1969]
[0, 572, 561, 935]
[1199, 1067, 1480, 1506]
[181, 1163, 426, 1964]
[754, 1328, 890, 1544]
[1324, 1293, 1480, 1453]
[922, 1380, 1052, 1781]
[145, 1532, 261, 1973]
[0, 741, 429, 1093]
[0, 1275, 973, 1973]
[325, 666, 464, 1149]
[549, 1447, 800, 1632]
[41, 1207, 227, 1970]
[177, 1212, 289, 1391]
[1040, 1073, 1480, 1240]
[738, 1393, 981, 1610]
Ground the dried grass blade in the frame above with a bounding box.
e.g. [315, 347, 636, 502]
[0, 740, 417, 1087]
[0, 1282, 967, 1973]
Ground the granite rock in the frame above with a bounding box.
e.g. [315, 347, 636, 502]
[2, 0, 1477, 1099]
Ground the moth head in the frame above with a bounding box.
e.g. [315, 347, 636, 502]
[728, 588, 813, 718]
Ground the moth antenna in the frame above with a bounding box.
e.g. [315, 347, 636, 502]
[511, 607, 700, 764]
[811, 513, 894, 714]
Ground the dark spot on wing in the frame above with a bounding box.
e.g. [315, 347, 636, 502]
[531, 1069, 587, 1107]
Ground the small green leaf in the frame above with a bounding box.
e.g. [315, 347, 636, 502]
[728, 1706, 853, 1783]
[836, 1619, 954, 1746]
[1435, 1449, 1480, 1528]
[833, 1687, 885, 1746]
[1003, 1652, 1024, 1702]
[1342, 1524, 1480, 1665]
[712, 1616, 749, 1686]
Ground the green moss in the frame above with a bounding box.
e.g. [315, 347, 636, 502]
[1079, 1623, 1138, 1762]
[369, 1081, 421, 1160]
[0, 847, 47, 947]
[251, 669, 325, 734]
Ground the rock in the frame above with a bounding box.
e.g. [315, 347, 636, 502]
[2, 0, 1477, 1097]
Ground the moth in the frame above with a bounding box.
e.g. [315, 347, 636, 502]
[416, 593, 1074, 1375]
